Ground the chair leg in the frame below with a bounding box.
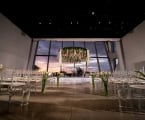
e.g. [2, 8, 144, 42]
[8, 93, 13, 109]
[21, 89, 30, 106]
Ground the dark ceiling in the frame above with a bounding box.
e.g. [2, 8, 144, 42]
[1, 0, 145, 38]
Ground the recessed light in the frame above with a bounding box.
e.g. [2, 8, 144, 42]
[108, 21, 112, 24]
[38, 22, 42, 25]
[76, 21, 79, 24]
[70, 21, 73, 24]
[91, 11, 95, 15]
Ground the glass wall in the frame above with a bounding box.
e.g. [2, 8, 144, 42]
[33, 40, 115, 72]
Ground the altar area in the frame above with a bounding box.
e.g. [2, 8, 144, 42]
[49, 76, 101, 85]
[1, 69, 145, 120]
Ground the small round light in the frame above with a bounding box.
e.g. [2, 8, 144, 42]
[38, 22, 42, 25]
[108, 21, 111, 24]
[91, 11, 95, 15]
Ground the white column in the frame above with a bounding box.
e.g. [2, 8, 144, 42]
[115, 41, 125, 71]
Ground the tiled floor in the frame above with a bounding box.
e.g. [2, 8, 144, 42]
[0, 80, 145, 120]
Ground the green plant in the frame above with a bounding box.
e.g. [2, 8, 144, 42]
[41, 72, 48, 94]
[90, 72, 96, 88]
[61, 47, 88, 63]
[134, 71, 145, 80]
[98, 72, 110, 96]
[56, 73, 60, 87]
[53, 72, 61, 87]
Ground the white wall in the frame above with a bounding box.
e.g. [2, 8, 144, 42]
[122, 20, 145, 70]
[114, 41, 125, 71]
[0, 13, 32, 69]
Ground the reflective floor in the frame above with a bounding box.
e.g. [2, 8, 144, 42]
[0, 80, 145, 120]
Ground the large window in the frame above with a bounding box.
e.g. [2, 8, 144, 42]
[36, 41, 50, 55]
[34, 56, 48, 71]
[33, 40, 114, 72]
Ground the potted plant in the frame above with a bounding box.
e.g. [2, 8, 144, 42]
[90, 72, 97, 94]
[90, 72, 96, 88]
[53, 72, 61, 87]
[41, 72, 48, 94]
[56, 72, 60, 87]
[98, 72, 110, 96]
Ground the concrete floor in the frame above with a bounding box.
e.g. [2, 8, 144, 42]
[0, 81, 145, 120]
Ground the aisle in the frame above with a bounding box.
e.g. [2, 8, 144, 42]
[0, 81, 145, 120]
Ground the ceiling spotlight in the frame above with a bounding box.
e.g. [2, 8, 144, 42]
[91, 11, 95, 15]
[49, 22, 52, 24]
[70, 21, 73, 24]
[38, 22, 42, 25]
[108, 21, 112, 24]
[76, 21, 79, 24]
[98, 21, 101, 24]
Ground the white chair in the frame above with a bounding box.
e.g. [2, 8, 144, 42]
[0, 68, 15, 105]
